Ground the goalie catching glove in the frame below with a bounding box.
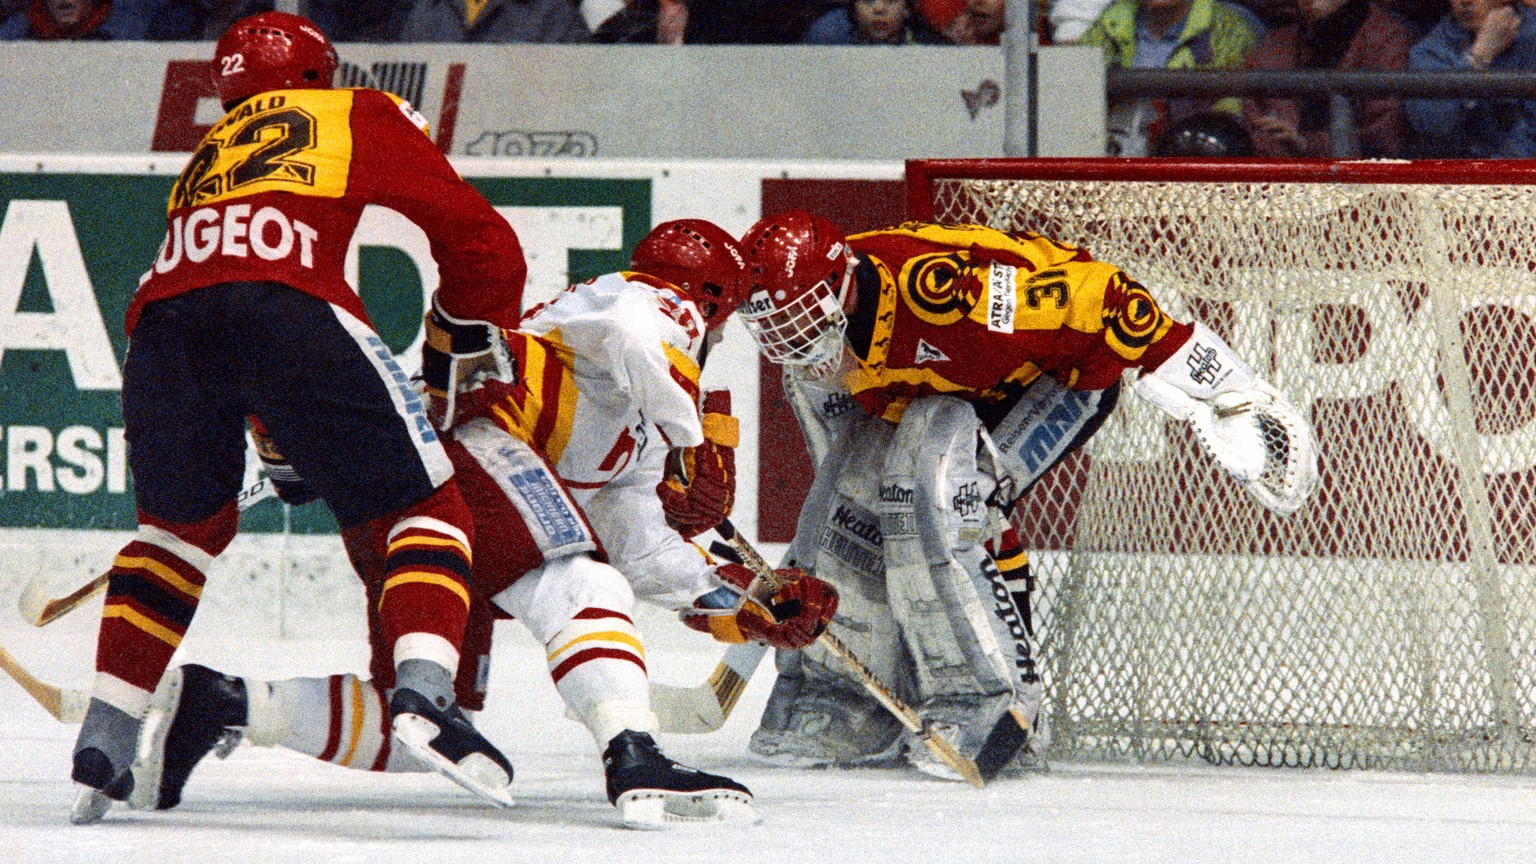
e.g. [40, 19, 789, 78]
[657, 390, 738, 538]
[421, 294, 514, 431]
[681, 563, 838, 651]
[1134, 322, 1319, 515]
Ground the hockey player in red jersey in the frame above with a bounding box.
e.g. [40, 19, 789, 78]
[127, 220, 836, 828]
[736, 212, 1317, 780]
[70, 12, 526, 822]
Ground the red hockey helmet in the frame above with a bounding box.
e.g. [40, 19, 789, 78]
[212, 12, 338, 109]
[738, 210, 857, 368]
[630, 219, 749, 331]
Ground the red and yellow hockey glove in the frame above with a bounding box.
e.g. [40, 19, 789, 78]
[657, 389, 737, 538]
[681, 563, 839, 651]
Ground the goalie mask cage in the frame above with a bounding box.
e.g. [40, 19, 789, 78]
[907, 158, 1536, 772]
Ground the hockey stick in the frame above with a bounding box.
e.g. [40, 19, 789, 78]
[653, 521, 772, 734]
[653, 640, 769, 734]
[0, 641, 88, 722]
[717, 522, 986, 787]
[18, 477, 277, 628]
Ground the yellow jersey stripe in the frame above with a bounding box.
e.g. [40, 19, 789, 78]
[103, 604, 183, 648]
[113, 554, 203, 600]
[380, 571, 471, 608]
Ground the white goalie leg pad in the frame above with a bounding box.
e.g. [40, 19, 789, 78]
[751, 416, 907, 766]
[880, 396, 1044, 770]
[1136, 322, 1320, 515]
[781, 362, 871, 471]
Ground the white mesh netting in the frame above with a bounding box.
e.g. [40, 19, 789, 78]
[927, 163, 1536, 771]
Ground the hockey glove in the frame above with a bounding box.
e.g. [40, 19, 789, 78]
[680, 562, 838, 651]
[657, 390, 738, 538]
[248, 417, 317, 506]
[421, 295, 514, 431]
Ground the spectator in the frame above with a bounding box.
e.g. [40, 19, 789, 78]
[804, 0, 945, 42]
[1080, 0, 1259, 154]
[396, 0, 592, 41]
[143, 0, 271, 40]
[304, 0, 413, 41]
[592, 0, 816, 42]
[1054, 0, 1117, 41]
[916, 0, 962, 30]
[1242, 0, 1415, 157]
[0, 0, 113, 38]
[942, 0, 1003, 42]
[1153, 106, 1258, 152]
[102, 0, 152, 37]
[1407, 0, 1536, 156]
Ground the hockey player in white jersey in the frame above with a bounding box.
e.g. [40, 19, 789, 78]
[734, 212, 1319, 781]
[128, 220, 837, 828]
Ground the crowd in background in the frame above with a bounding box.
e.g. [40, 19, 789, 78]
[2, 0, 1532, 157]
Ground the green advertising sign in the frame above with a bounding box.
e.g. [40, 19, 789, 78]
[0, 172, 650, 533]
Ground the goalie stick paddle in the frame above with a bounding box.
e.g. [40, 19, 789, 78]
[18, 477, 278, 628]
[716, 522, 987, 788]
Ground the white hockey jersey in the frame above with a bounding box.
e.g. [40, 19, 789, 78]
[478, 271, 722, 608]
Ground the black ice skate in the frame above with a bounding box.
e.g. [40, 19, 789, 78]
[602, 730, 758, 830]
[70, 698, 142, 824]
[132, 664, 247, 811]
[389, 685, 515, 808]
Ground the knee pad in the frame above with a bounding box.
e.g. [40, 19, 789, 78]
[490, 554, 636, 645]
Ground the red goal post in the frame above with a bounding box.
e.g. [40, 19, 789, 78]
[905, 158, 1536, 772]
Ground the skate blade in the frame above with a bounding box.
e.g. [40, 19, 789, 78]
[616, 789, 760, 830]
[70, 786, 112, 825]
[392, 714, 514, 809]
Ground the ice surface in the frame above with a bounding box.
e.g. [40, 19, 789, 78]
[4, 584, 1535, 864]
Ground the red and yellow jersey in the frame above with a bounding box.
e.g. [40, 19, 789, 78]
[841, 222, 1193, 422]
[129, 88, 524, 334]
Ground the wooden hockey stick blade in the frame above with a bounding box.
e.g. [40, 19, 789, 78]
[19, 477, 277, 628]
[0, 643, 89, 723]
[653, 640, 770, 734]
[817, 631, 985, 788]
[974, 711, 1032, 782]
[20, 573, 107, 628]
[712, 525, 986, 786]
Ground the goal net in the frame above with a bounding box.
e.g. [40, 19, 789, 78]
[908, 158, 1536, 772]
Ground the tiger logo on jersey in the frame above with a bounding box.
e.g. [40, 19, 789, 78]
[1102, 274, 1167, 354]
[898, 252, 987, 326]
